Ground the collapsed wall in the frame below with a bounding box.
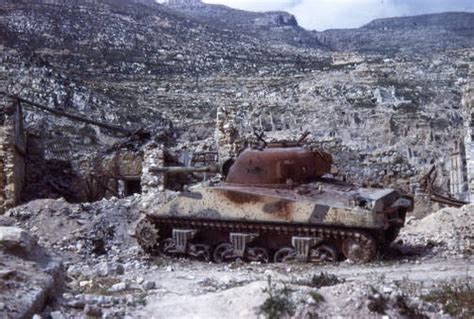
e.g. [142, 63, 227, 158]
[0, 97, 26, 214]
[462, 66, 474, 201]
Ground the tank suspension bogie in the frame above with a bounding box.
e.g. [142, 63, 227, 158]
[273, 237, 339, 263]
[229, 233, 259, 258]
[159, 229, 211, 261]
[187, 243, 211, 261]
[213, 243, 234, 263]
[246, 246, 270, 263]
[274, 247, 297, 262]
[292, 236, 324, 261]
[309, 244, 339, 263]
[213, 232, 270, 263]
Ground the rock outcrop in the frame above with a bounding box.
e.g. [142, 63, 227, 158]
[0, 226, 63, 319]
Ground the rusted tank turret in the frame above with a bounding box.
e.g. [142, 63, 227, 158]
[135, 144, 413, 264]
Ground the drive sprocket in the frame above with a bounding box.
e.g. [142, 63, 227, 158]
[135, 218, 160, 252]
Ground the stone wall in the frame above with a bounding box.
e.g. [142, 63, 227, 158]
[215, 105, 244, 161]
[462, 68, 474, 201]
[141, 144, 165, 193]
[0, 98, 26, 213]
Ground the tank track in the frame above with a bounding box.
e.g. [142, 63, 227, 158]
[138, 216, 380, 263]
[152, 216, 376, 240]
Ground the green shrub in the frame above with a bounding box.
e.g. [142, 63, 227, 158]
[422, 281, 474, 318]
[259, 276, 295, 319]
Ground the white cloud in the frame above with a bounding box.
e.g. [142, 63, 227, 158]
[203, 0, 300, 12]
[202, 0, 474, 30]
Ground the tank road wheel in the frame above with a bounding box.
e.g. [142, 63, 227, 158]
[135, 219, 159, 253]
[213, 243, 234, 263]
[188, 244, 211, 262]
[246, 247, 269, 263]
[308, 244, 338, 263]
[342, 234, 377, 263]
[160, 238, 177, 258]
[274, 247, 297, 263]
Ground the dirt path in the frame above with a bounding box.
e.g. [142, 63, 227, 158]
[138, 257, 473, 318]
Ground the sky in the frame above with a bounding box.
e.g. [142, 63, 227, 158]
[199, 0, 474, 30]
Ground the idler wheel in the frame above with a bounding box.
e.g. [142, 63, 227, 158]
[213, 243, 234, 263]
[135, 219, 159, 252]
[246, 247, 269, 263]
[309, 244, 338, 263]
[342, 234, 377, 263]
[274, 247, 297, 263]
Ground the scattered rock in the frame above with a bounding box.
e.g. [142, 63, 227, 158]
[84, 304, 103, 318]
[143, 281, 156, 291]
[67, 300, 86, 310]
[109, 282, 128, 293]
[0, 226, 36, 253]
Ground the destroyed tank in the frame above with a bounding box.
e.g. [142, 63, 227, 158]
[135, 144, 413, 264]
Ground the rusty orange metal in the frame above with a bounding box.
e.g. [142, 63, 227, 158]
[225, 147, 332, 186]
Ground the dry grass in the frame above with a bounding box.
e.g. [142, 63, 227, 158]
[422, 281, 474, 318]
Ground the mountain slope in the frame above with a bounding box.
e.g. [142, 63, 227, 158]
[163, 0, 327, 49]
[165, 2, 474, 54]
[0, 0, 332, 173]
[0, 0, 472, 201]
[318, 12, 474, 54]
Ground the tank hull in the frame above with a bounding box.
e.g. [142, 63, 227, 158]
[154, 183, 395, 228]
[136, 180, 413, 263]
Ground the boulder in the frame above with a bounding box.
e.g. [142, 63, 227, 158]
[0, 226, 36, 253]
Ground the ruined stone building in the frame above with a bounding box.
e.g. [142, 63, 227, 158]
[449, 140, 468, 200]
[0, 97, 26, 213]
[462, 79, 474, 201]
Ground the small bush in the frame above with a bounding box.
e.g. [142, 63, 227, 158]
[367, 287, 387, 315]
[259, 276, 295, 319]
[309, 291, 325, 305]
[310, 273, 344, 288]
[394, 294, 428, 319]
[422, 281, 474, 318]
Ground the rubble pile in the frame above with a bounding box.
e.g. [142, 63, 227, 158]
[6, 196, 143, 256]
[0, 226, 63, 318]
[3, 195, 167, 318]
[400, 204, 474, 257]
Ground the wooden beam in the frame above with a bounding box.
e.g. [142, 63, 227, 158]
[11, 95, 135, 135]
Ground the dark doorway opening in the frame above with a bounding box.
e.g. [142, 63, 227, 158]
[123, 179, 141, 196]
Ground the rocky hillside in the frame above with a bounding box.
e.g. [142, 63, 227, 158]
[319, 12, 474, 54]
[167, 2, 473, 54]
[164, 0, 326, 49]
[0, 0, 322, 152]
[0, 0, 472, 196]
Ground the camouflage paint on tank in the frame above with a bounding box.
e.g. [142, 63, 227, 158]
[148, 182, 410, 229]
